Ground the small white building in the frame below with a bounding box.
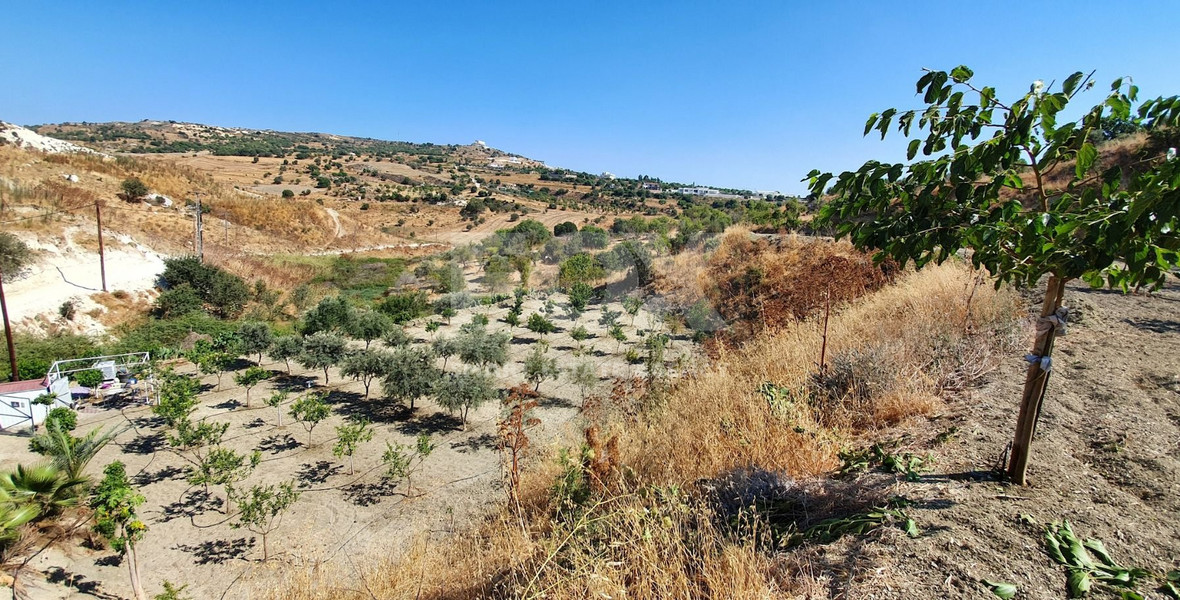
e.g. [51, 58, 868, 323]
[0, 377, 72, 432]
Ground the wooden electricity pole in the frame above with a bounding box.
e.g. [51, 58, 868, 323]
[0, 268, 17, 381]
[194, 194, 205, 262]
[95, 200, 107, 292]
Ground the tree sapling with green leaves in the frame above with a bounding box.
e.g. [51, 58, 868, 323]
[333, 418, 374, 475]
[231, 481, 300, 561]
[91, 461, 148, 600]
[233, 366, 271, 408]
[808, 66, 1180, 484]
[289, 392, 331, 447]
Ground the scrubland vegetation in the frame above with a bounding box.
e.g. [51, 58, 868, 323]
[2, 65, 1179, 599]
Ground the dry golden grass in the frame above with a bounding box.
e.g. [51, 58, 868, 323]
[265, 259, 1020, 600]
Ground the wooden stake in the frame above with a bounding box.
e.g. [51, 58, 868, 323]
[1008, 275, 1066, 485]
[818, 287, 831, 374]
[0, 268, 17, 381]
[96, 200, 107, 292]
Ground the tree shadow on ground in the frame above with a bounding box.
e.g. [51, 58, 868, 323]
[159, 488, 220, 522]
[256, 433, 300, 454]
[45, 567, 119, 599]
[341, 478, 401, 506]
[396, 412, 464, 435]
[330, 392, 409, 424]
[212, 398, 242, 410]
[274, 374, 317, 393]
[128, 414, 165, 429]
[451, 432, 498, 454]
[296, 460, 342, 487]
[120, 432, 165, 455]
[198, 383, 216, 394]
[1123, 317, 1180, 334]
[510, 336, 535, 346]
[243, 417, 267, 429]
[132, 465, 185, 486]
[538, 395, 577, 409]
[175, 537, 255, 565]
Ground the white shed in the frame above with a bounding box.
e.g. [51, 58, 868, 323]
[0, 377, 72, 431]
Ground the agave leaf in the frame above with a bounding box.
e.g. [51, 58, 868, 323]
[983, 580, 1018, 599]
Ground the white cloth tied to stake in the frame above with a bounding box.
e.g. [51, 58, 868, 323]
[1024, 307, 1069, 372]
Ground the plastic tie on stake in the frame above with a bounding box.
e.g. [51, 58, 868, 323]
[1024, 354, 1052, 372]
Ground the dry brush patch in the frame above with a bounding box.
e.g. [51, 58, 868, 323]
[264, 262, 1020, 600]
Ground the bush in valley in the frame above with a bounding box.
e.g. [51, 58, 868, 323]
[0, 332, 101, 381]
[378, 291, 430, 324]
[553, 221, 578, 237]
[119, 177, 149, 201]
[0, 232, 32, 277]
[158, 257, 251, 319]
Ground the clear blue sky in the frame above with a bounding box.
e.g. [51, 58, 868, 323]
[2, 1, 1177, 194]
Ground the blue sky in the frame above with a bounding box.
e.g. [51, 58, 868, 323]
[2, 1, 1177, 194]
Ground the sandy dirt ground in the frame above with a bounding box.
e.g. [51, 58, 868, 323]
[1, 290, 692, 599]
[799, 278, 1180, 599]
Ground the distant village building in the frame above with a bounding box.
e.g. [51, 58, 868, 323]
[473, 140, 487, 148]
[601, 172, 616, 180]
[641, 182, 661, 191]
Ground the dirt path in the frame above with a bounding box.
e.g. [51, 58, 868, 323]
[323, 207, 343, 239]
[816, 279, 1180, 599]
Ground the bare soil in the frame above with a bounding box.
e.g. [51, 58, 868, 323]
[807, 278, 1180, 599]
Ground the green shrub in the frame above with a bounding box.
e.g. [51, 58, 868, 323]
[74, 369, 104, 388]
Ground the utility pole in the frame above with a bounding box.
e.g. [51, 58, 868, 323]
[95, 200, 107, 292]
[194, 193, 204, 262]
[0, 268, 17, 382]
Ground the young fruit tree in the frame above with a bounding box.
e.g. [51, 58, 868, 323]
[265, 391, 288, 426]
[523, 343, 560, 393]
[381, 433, 435, 495]
[191, 447, 261, 514]
[333, 418, 374, 474]
[808, 66, 1180, 484]
[91, 462, 148, 600]
[233, 366, 271, 407]
[289, 392, 331, 447]
[231, 481, 300, 561]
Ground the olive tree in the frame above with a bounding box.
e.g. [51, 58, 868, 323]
[348, 309, 394, 349]
[340, 349, 393, 399]
[434, 370, 497, 428]
[381, 347, 440, 410]
[269, 335, 302, 374]
[237, 321, 273, 364]
[808, 66, 1180, 484]
[523, 343, 559, 393]
[298, 332, 347, 384]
